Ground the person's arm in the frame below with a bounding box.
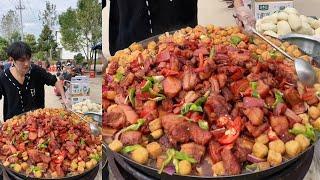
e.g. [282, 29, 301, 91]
[233, 0, 256, 33]
[0, 83, 3, 100]
[54, 80, 68, 105]
[36, 65, 68, 105]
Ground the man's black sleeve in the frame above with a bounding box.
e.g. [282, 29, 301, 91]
[34, 65, 57, 86]
[0, 82, 3, 100]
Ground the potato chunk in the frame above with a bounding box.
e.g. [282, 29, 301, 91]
[267, 150, 282, 166]
[131, 147, 149, 164]
[269, 139, 285, 155]
[108, 140, 123, 152]
[146, 142, 162, 159]
[212, 161, 225, 176]
[253, 142, 268, 158]
[178, 160, 192, 175]
[285, 140, 301, 158]
[294, 134, 310, 151]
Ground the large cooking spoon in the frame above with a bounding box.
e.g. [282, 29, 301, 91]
[251, 28, 317, 86]
[68, 108, 101, 136]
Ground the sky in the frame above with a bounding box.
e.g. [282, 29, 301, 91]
[0, 0, 78, 37]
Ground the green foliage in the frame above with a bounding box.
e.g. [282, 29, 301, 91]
[0, 37, 8, 60]
[35, 51, 46, 61]
[24, 34, 38, 53]
[74, 53, 84, 64]
[38, 25, 58, 61]
[59, 0, 101, 61]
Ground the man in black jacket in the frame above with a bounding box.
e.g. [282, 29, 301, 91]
[107, 0, 198, 55]
[0, 42, 67, 121]
[105, 0, 255, 55]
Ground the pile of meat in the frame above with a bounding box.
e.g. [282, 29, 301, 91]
[103, 25, 319, 175]
[0, 108, 102, 178]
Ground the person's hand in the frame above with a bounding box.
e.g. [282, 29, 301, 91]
[235, 6, 256, 33]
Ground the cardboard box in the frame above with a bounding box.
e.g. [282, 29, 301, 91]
[252, 0, 294, 19]
[69, 96, 90, 105]
[69, 76, 90, 96]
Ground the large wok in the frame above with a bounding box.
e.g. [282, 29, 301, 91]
[0, 110, 106, 180]
[105, 31, 318, 179]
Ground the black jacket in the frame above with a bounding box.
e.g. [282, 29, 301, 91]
[0, 65, 57, 120]
[108, 0, 198, 55]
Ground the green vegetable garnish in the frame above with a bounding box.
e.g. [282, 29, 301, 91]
[305, 124, 316, 142]
[289, 124, 318, 142]
[142, 80, 153, 92]
[230, 35, 242, 45]
[145, 76, 165, 84]
[250, 81, 260, 98]
[80, 138, 86, 145]
[181, 103, 192, 115]
[159, 149, 176, 174]
[272, 90, 284, 108]
[128, 88, 136, 107]
[269, 50, 277, 59]
[173, 158, 179, 174]
[149, 95, 166, 102]
[198, 120, 209, 130]
[249, 36, 254, 44]
[158, 149, 197, 174]
[31, 166, 42, 173]
[124, 119, 145, 131]
[245, 164, 259, 172]
[38, 138, 50, 149]
[189, 104, 203, 112]
[121, 145, 143, 154]
[114, 71, 124, 82]
[38, 144, 47, 149]
[90, 153, 101, 161]
[194, 97, 206, 106]
[181, 102, 203, 115]
[209, 47, 216, 59]
[289, 128, 305, 135]
[20, 131, 29, 140]
[182, 91, 210, 115]
[195, 90, 210, 106]
[174, 151, 197, 163]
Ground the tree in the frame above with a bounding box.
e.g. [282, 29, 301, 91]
[38, 25, 58, 60]
[24, 34, 38, 53]
[39, 1, 57, 29]
[9, 31, 21, 43]
[0, 10, 21, 43]
[0, 37, 8, 61]
[59, 0, 101, 62]
[74, 53, 84, 64]
[35, 51, 46, 61]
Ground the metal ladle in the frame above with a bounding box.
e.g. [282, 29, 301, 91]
[68, 108, 101, 136]
[251, 28, 317, 86]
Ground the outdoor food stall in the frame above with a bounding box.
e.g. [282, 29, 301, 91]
[102, 5, 320, 179]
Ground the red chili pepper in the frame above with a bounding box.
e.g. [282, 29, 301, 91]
[231, 79, 249, 97]
[160, 68, 179, 76]
[230, 68, 244, 81]
[199, 53, 204, 68]
[139, 110, 150, 118]
[218, 116, 242, 145]
[53, 151, 66, 164]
